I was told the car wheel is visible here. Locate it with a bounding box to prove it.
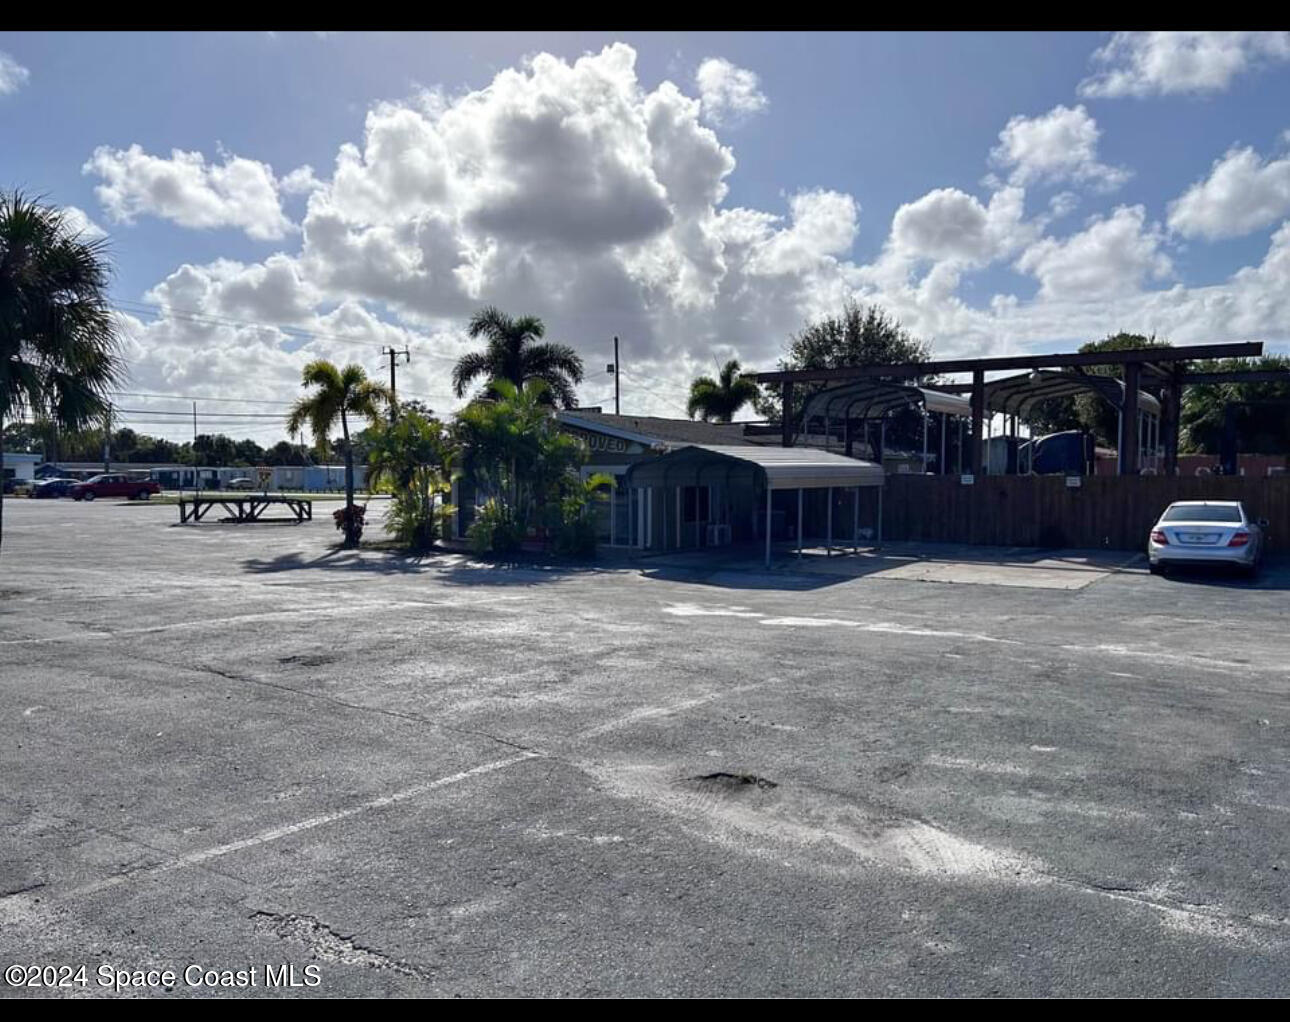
[83,491,96,502]
[137,490,151,501]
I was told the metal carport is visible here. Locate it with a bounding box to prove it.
[800,380,972,471]
[981,370,1163,474]
[625,444,884,567]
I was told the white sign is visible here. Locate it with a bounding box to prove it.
[960,473,975,485]
[1065,475,1082,488]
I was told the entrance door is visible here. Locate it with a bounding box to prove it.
[682,485,710,547]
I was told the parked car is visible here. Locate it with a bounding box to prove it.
[1148,500,1267,577]
[31,477,80,499]
[227,477,257,491]
[69,474,162,502]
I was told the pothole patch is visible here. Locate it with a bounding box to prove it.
[277,653,338,668]
[251,910,428,980]
[686,772,779,791]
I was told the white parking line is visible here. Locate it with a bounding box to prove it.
[70,753,538,898]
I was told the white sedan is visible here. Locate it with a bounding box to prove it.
[1148,500,1267,577]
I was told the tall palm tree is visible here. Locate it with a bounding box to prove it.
[287,360,390,547]
[452,306,584,408]
[1,192,125,558]
[687,358,759,423]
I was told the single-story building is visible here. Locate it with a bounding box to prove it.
[2,452,42,486]
[451,410,885,561]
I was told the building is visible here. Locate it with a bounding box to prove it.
[2,452,42,487]
[37,461,367,492]
[452,410,884,559]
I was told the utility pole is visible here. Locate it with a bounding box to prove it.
[383,346,410,421]
[193,401,199,499]
[607,336,620,414]
[102,402,113,473]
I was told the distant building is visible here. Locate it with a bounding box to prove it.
[2,452,42,485]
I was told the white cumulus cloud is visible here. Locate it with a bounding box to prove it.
[1015,205,1172,300]
[59,205,107,241]
[1168,143,1290,240]
[695,57,768,126]
[83,144,296,241]
[1079,31,1290,98]
[990,105,1130,192]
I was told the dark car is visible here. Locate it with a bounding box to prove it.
[32,477,80,498]
[69,474,161,501]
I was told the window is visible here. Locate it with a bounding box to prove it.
[1162,504,1241,523]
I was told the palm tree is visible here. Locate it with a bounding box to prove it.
[686,359,759,423]
[287,360,390,547]
[1,192,125,558]
[452,306,584,408]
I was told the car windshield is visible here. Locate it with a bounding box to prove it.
[1162,505,1242,523]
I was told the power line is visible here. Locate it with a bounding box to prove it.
[115,408,284,419]
[616,368,691,416]
[110,390,295,406]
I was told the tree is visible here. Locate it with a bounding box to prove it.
[454,378,590,554]
[755,301,932,425]
[1180,355,1290,454]
[1,192,125,557]
[452,306,585,409]
[1015,333,1171,448]
[287,360,391,546]
[686,359,760,422]
[367,410,455,550]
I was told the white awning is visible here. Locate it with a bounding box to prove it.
[625,444,884,491]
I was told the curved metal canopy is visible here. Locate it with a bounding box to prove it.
[626,444,884,492]
[800,379,972,426]
[983,370,1160,417]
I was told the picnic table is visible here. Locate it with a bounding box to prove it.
[178,495,313,524]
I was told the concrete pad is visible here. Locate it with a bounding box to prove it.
[638,541,1143,590]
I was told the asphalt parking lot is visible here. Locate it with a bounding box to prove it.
[1,498,1288,997]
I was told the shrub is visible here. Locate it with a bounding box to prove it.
[333,503,366,545]
[467,498,523,555]
[385,488,454,552]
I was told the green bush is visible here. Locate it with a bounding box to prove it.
[385,488,453,552]
[467,498,524,555]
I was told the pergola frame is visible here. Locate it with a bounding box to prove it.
[749,342,1282,476]
[798,380,972,473]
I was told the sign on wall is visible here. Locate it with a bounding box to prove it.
[562,427,644,456]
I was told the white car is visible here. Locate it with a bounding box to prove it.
[1148,500,1267,577]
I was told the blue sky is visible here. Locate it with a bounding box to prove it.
[2,31,1289,438]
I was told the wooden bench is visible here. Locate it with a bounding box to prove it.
[178,495,313,525]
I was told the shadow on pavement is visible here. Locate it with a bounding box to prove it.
[1154,556,1290,591]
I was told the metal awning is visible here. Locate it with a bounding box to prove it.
[984,370,1161,417]
[801,379,972,425]
[625,444,884,491]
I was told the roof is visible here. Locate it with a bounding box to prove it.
[801,380,972,424]
[2,452,43,463]
[558,411,755,448]
[983,370,1161,417]
[626,444,884,491]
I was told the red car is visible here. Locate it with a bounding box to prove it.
[70,474,161,502]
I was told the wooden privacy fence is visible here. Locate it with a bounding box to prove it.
[880,474,1290,553]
